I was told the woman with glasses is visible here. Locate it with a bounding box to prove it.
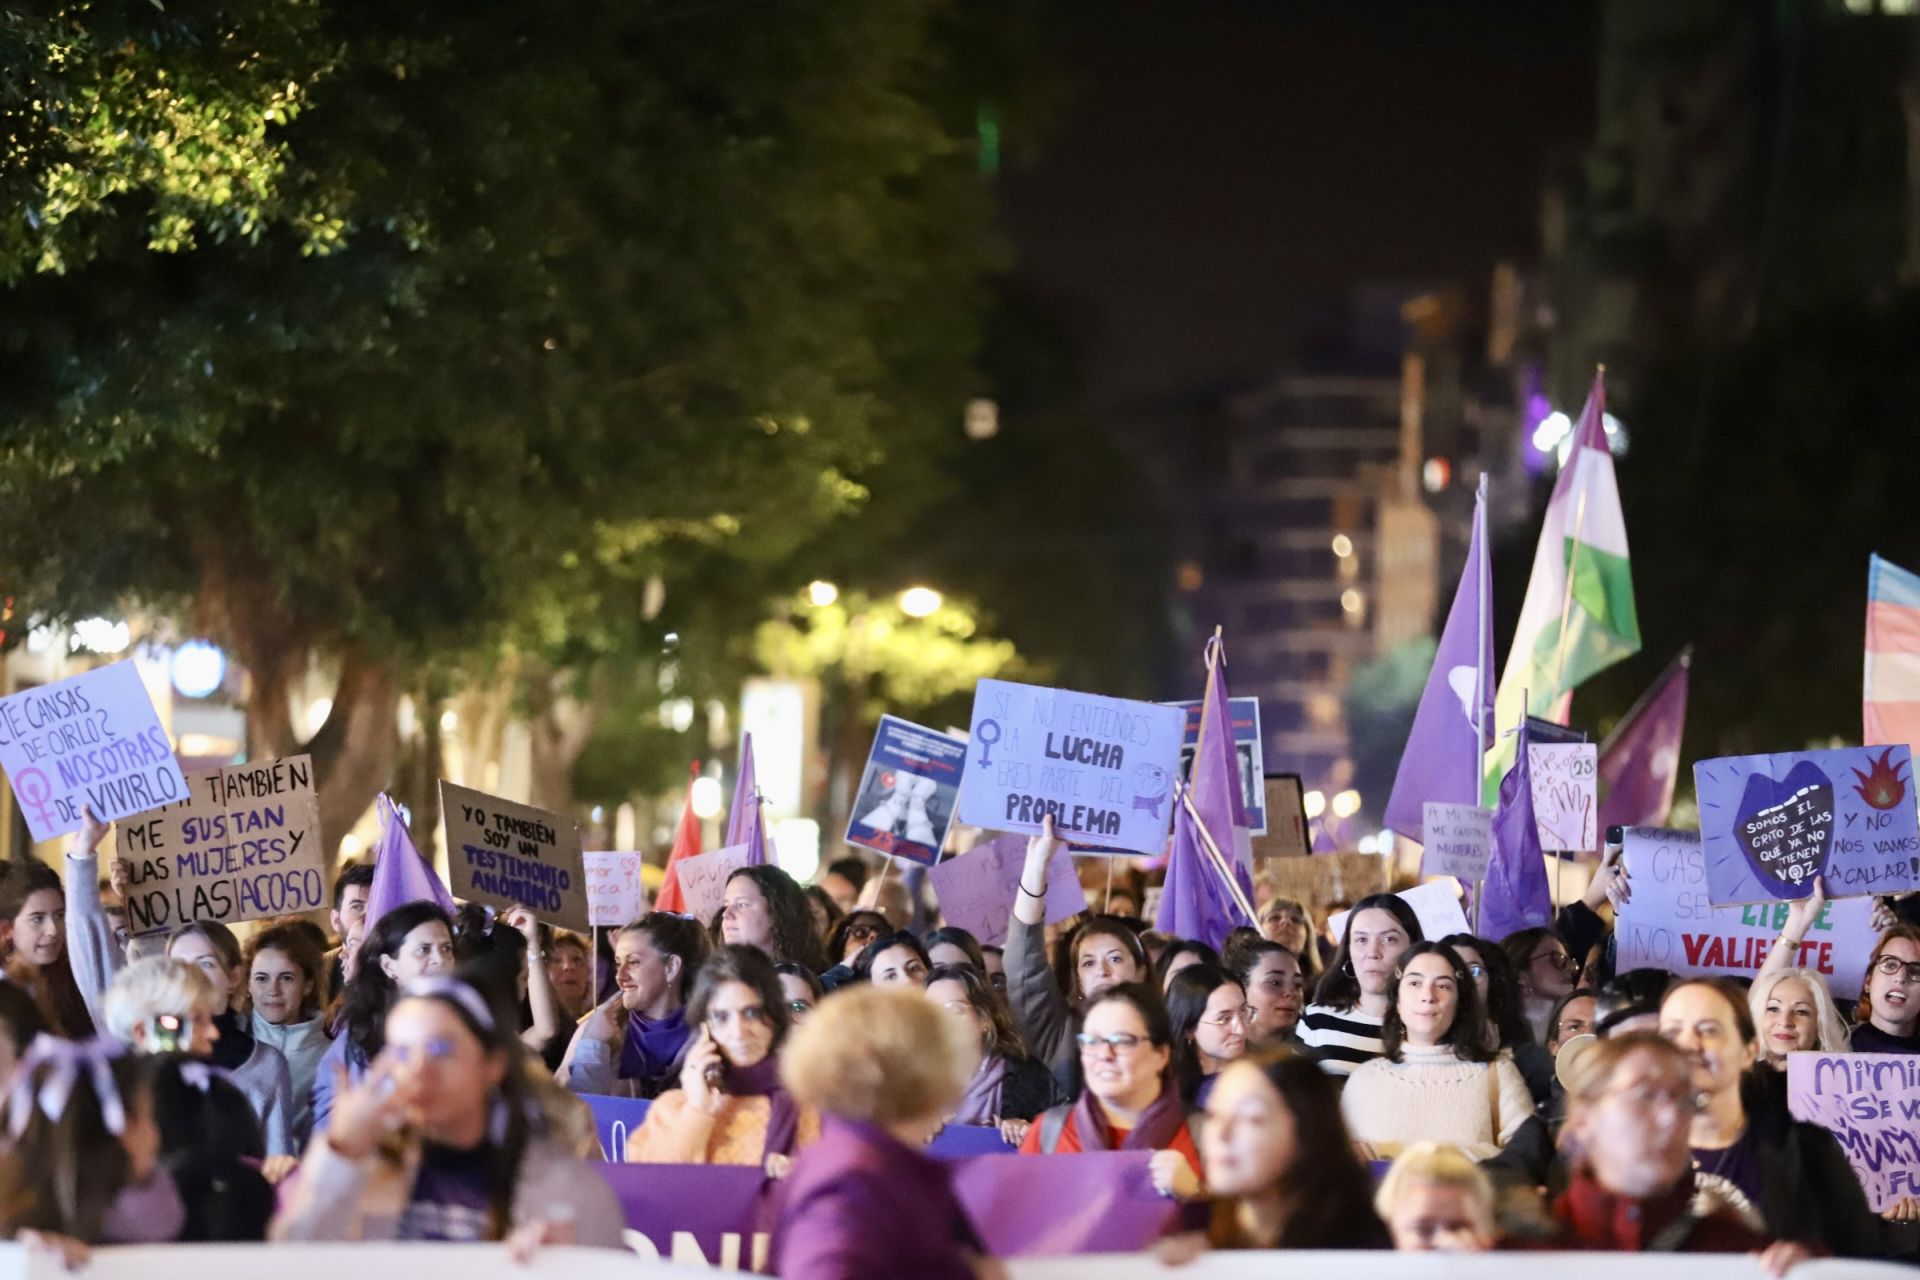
[1659,978,1886,1256]
[718,867,825,972]
[1019,982,1202,1199]
[1166,963,1247,1109]
[1442,933,1552,1105]
[625,945,821,1171]
[1340,943,1530,1161]
[559,913,710,1099]
[1299,893,1422,1078]
[1257,896,1322,983]
[825,911,890,969]
[1546,988,1596,1057]
[1500,927,1578,1045]
[1553,1032,1801,1267]
[775,963,823,1023]
[1235,941,1304,1046]
[1851,924,1920,1054]
[924,964,1061,1144]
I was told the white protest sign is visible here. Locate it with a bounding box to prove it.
[1421,802,1491,881]
[929,832,1087,947]
[1328,878,1469,946]
[1615,826,1875,998]
[441,781,590,933]
[0,659,188,841]
[584,851,646,928]
[956,678,1185,856]
[1529,742,1597,854]
[675,842,753,925]
[1788,1053,1920,1211]
[117,754,325,931]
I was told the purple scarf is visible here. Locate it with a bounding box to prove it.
[100,1170,186,1244]
[1073,1072,1186,1153]
[618,1008,691,1084]
[952,1053,1008,1127]
[725,1056,801,1160]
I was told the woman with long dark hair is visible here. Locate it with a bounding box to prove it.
[273,974,623,1250]
[1166,963,1248,1108]
[1235,941,1305,1047]
[924,964,1061,1144]
[720,867,825,972]
[560,913,710,1099]
[850,931,930,987]
[1161,1045,1388,1257]
[1340,942,1530,1160]
[311,901,454,1134]
[1299,892,1421,1077]
[1442,932,1552,1105]
[625,944,821,1169]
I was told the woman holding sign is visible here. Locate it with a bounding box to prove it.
[625,944,821,1170]
[1658,978,1886,1257]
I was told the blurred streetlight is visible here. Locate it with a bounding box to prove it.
[690,776,723,819]
[1330,534,1353,559]
[807,580,839,608]
[1331,789,1362,820]
[899,586,943,618]
[1303,790,1327,820]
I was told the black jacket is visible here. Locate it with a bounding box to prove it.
[1001,1054,1068,1122]
[1741,1073,1887,1258]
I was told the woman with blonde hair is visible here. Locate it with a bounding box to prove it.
[1745,967,1848,1070]
[774,986,998,1280]
[1375,1142,1495,1252]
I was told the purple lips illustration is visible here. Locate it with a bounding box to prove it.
[1733,760,1835,896]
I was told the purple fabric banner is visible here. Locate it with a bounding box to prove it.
[602,1151,1178,1269]
[1484,719,1552,939]
[1597,648,1691,831]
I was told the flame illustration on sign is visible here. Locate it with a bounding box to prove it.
[1851,747,1908,812]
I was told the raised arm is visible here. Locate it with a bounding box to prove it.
[1757,875,1829,984]
[1006,817,1074,1077]
[64,807,125,1033]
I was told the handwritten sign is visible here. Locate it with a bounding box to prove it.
[1165,696,1267,834]
[1694,745,1920,904]
[0,660,187,842]
[117,754,324,930]
[844,716,967,865]
[674,842,753,926]
[1252,775,1308,858]
[441,781,588,933]
[1329,878,1469,947]
[957,678,1184,856]
[583,851,646,928]
[928,833,1087,947]
[1787,1053,1920,1211]
[1529,742,1597,855]
[1615,827,1875,997]
[1421,803,1491,881]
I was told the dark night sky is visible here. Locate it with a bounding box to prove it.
[1001,2,1601,410]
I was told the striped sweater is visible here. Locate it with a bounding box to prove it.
[1296,1004,1384,1078]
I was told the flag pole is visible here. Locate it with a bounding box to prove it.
[1474,473,1491,933]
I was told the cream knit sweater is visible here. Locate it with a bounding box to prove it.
[1339,1044,1532,1160]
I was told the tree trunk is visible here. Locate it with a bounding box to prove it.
[527,669,604,816]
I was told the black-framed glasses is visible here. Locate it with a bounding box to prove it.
[1076,1031,1145,1056]
[1875,955,1920,984]
[1533,950,1575,973]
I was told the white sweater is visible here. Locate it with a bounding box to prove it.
[1339,1044,1532,1160]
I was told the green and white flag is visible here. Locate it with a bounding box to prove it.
[1487,372,1640,796]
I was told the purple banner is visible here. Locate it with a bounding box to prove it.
[601,1151,1179,1269]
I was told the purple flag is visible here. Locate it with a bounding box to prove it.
[1597,648,1691,831]
[1483,719,1552,940]
[1385,481,1493,841]
[362,793,455,932]
[1156,637,1255,946]
[726,733,769,867]
[1156,795,1247,948]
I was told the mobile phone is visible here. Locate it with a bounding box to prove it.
[147,1013,186,1053]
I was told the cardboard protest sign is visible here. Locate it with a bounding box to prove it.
[441,781,588,932]
[1787,1054,1920,1211]
[117,754,324,931]
[1262,852,1390,912]
[1615,827,1875,998]
[674,842,753,925]
[1329,878,1469,946]
[1529,742,1597,854]
[1165,696,1266,833]
[958,678,1184,856]
[583,851,646,928]
[1252,775,1309,858]
[1421,803,1491,881]
[0,659,188,842]
[844,715,967,865]
[1695,745,1920,904]
[929,832,1087,947]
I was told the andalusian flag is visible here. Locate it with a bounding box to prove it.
[1487,372,1641,795]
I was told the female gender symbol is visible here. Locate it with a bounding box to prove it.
[976,720,1002,766]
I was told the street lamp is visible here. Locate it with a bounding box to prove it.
[807,580,839,608]
[1331,789,1362,820]
[898,586,943,618]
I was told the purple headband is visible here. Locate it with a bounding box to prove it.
[9,1036,126,1139]
[399,976,497,1033]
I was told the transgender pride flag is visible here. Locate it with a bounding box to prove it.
[1865,554,1920,756]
